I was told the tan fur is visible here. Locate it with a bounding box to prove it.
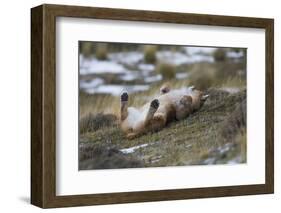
[120,85,208,139]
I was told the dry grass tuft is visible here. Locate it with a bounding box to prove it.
[144,45,157,64]
[156,63,176,80]
[187,62,246,90]
[213,48,227,62]
[80,113,118,134]
[80,41,94,58]
[188,63,216,90]
[95,44,108,60]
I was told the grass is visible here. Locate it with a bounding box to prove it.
[187,63,216,90]
[80,113,118,134]
[79,92,119,118]
[187,62,246,90]
[79,88,247,169]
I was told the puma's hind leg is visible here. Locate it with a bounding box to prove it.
[120,92,129,121]
[126,100,159,139]
[144,99,159,126]
[150,104,170,131]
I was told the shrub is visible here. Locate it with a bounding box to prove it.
[95,44,108,60]
[156,63,176,80]
[79,113,117,134]
[188,63,216,90]
[144,45,157,64]
[213,48,226,62]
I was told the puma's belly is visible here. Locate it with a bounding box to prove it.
[125,107,147,130]
[157,89,194,117]
[158,90,189,107]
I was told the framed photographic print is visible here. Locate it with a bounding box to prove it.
[31,4,274,208]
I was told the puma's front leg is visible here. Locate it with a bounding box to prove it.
[120,92,129,121]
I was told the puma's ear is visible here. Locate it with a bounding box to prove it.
[160,83,171,94]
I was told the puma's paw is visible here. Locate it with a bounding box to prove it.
[151,113,166,130]
[150,99,160,109]
[121,92,128,102]
[160,84,171,94]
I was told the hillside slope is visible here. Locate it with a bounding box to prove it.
[79,88,246,170]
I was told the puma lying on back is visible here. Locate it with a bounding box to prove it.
[120,84,209,139]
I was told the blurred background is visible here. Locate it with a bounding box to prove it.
[79,42,246,96]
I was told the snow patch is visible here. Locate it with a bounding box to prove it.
[144,74,162,83]
[120,143,149,154]
[80,78,104,89]
[108,52,143,65]
[80,58,129,75]
[84,84,149,96]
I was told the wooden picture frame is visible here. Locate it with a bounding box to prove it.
[31,4,274,208]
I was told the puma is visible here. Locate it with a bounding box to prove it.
[120,84,209,139]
